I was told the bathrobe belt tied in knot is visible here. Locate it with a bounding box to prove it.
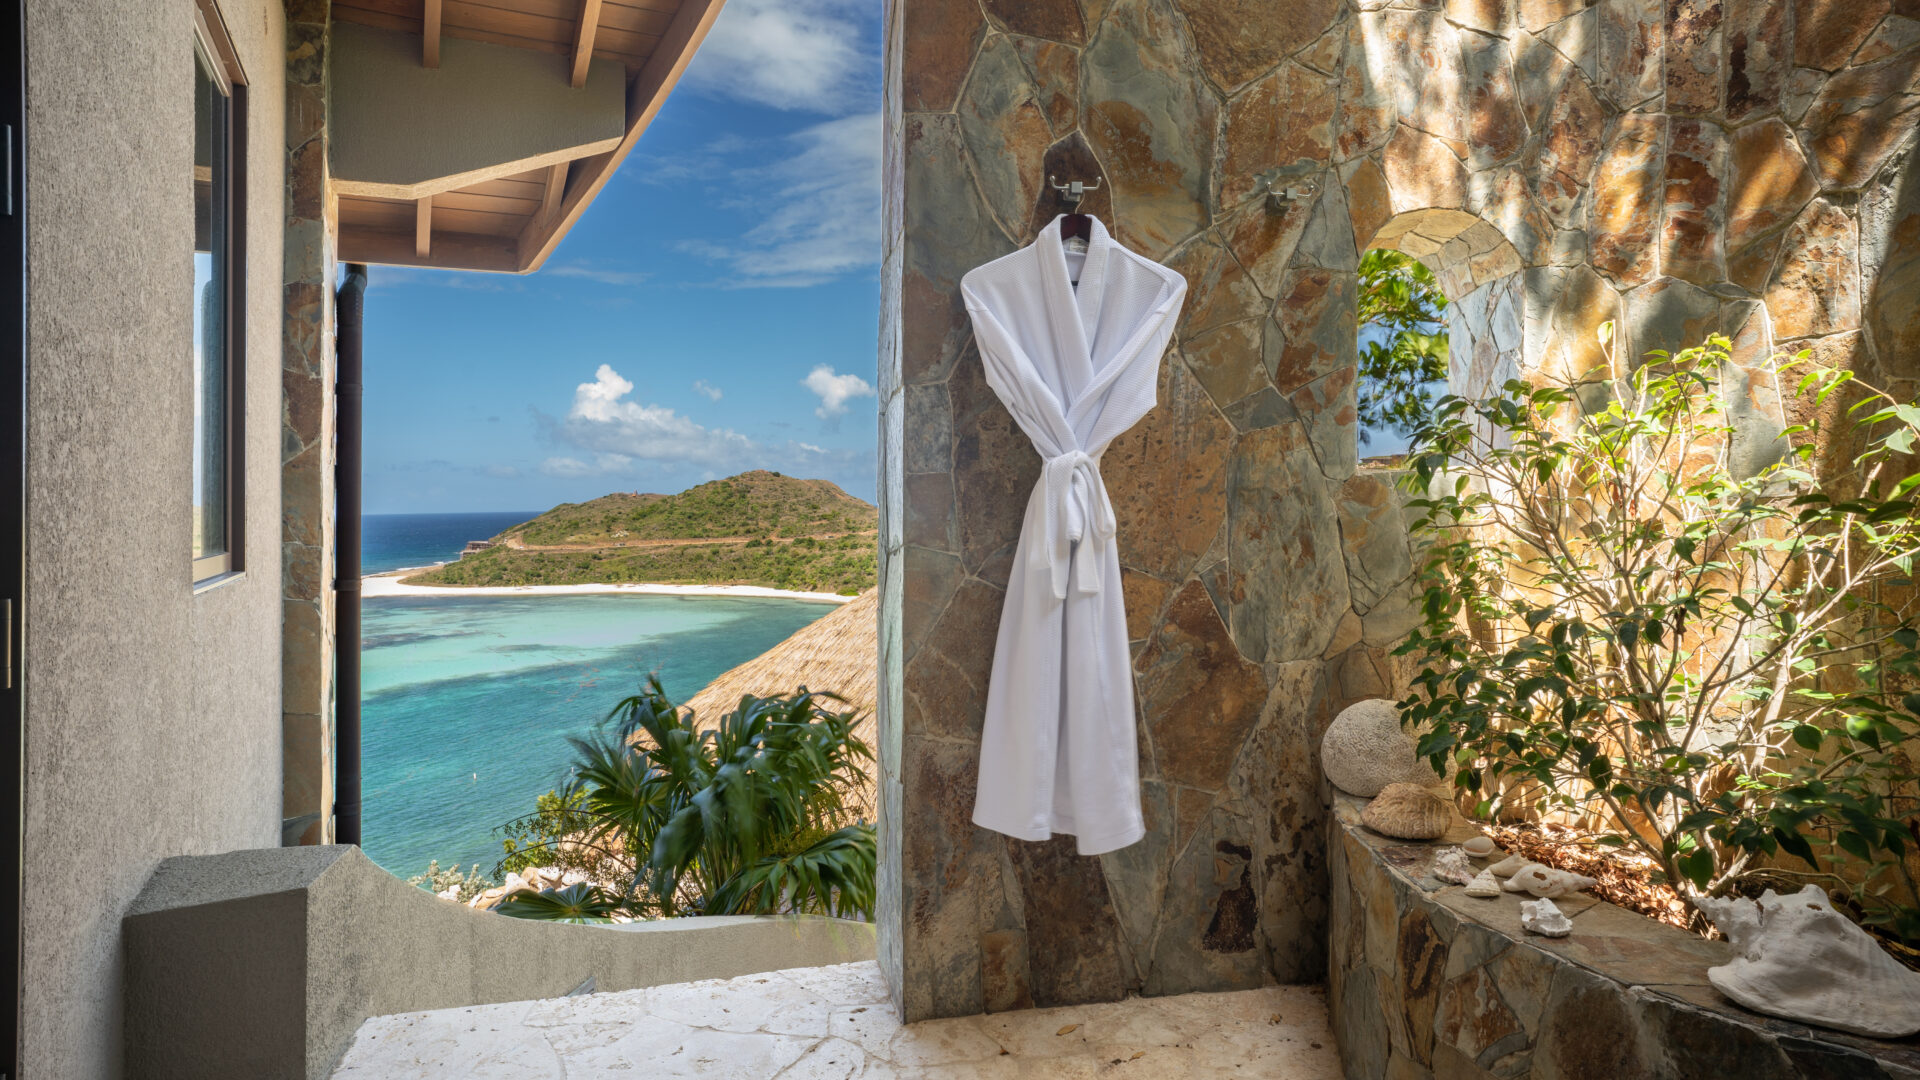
[1034,450,1116,600]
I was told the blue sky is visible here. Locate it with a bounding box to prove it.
[362,0,883,514]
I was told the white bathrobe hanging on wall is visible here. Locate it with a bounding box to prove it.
[960,215,1187,856]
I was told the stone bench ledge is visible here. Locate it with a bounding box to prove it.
[1327,791,1920,1079]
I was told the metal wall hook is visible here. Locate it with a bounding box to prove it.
[1050,175,1101,209]
[1266,177,1318,211]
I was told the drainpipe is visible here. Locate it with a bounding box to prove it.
[335,263,367,847]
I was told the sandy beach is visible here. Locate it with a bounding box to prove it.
[360,568,856,604]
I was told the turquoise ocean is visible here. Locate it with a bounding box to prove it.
[359,513,834,878]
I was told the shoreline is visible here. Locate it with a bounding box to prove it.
[360,568,856,605]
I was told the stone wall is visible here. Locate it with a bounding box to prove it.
[878,0,1920,1021]
[282,0,338,847]
[1326,793,1920,1079]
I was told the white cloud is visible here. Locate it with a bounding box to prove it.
[545,264,649,286]
[677,112,881,288]
[802,364,875,419]
[692,379,723,402]
[540,365,876,490]
[483,464,521,478]
[548,364,759,469]
[682,0,874,114]
[540,457,595,478]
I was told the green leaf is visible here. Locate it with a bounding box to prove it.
[1678,849,1715,891]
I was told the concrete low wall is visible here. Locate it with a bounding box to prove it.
[1326,793,1920,1080]
[123,846,877,1080]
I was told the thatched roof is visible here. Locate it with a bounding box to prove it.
[682,588,878,755]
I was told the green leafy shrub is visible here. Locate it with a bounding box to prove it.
[494,678,874,923]
[1357,248,1450,447]
[1398,328,1920,940]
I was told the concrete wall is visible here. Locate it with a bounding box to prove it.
[123,847,878,1080]
[22,0,286,1074]
[878,0,1920,1023]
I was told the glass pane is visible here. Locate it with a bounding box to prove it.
[193,49,228,565]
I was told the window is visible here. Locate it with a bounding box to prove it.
[192,10,245,583]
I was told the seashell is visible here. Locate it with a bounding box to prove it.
[1501,863,1543,891]
[1509,864,1597,899]
[1520,898,1572,937]
[1322,699,1444,797]
[1696,885,1920,1038]
[1489,854,1530,878]
[1465,869,1501,897]
[1462,836,1496,859]
[1361,783,1452,840]
[1432,847,1476,885]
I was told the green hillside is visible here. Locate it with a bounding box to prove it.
[404,471,877,595]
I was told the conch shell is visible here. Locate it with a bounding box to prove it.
[1696,884,1920,1038]
[1360,783,1450,840]
[1504,863,1596,899]
[1520,898,1572,937]
[1489,854,1530,878]
[1431,847,1476,885]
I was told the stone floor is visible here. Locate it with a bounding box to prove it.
[332,961,1342,1078]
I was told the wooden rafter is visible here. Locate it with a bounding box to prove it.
[570,0,603,89]
[415,195,433,258]
[541,162,569,225]
[521,0,727,271]
[422,0,442,67]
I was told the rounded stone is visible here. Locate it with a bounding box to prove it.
[1321,698,1422,797]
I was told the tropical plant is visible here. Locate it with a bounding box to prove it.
[493,678,875,923]
[1356,248,1451,447]
[1397,326,1920,941]
[493,882,630,924]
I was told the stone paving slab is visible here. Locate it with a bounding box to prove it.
[332,961,1342,1079]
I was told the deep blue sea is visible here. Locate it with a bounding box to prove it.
[358,513,834,878]
[362,511,537,574]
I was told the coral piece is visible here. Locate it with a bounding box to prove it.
[1520,898,1572,937]
[1465,869,1501,898]
[1462,835,1496,859]
[1321,699,1438,797]
[1489,854,1530,878]
[1508,863,1598,899]
[1432,847,1476,885]
[1360,782,1451,840]
[1696,885,1920,1038]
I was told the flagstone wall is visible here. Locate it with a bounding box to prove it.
[878,0,1920,1022]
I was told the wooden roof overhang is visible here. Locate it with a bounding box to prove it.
[330,0,725,273]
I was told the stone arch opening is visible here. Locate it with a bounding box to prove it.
[1356,208,1527,458]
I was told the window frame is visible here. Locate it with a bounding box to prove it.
[190,3,247,587]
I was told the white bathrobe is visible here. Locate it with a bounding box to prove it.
[960,216,1187,856]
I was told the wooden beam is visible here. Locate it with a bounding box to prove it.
[541,162,568,224]
[339,225,521,274]
[570,0,603,89]
[422,0,442,68]
[521,0,727,271]
[330,140,624,203]
[415,195,433,258]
